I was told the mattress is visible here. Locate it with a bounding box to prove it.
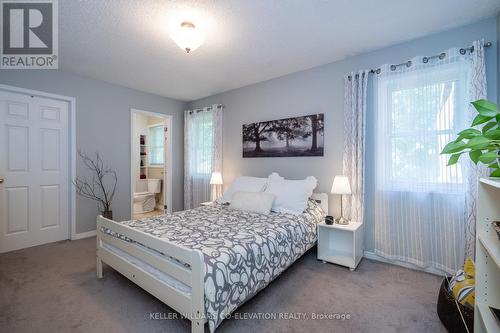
[103,199,325,332]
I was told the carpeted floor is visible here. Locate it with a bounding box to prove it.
[0,237,446,333]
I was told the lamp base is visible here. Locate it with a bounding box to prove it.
[334,217,350,225]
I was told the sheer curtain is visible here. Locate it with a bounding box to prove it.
[343,70,369,223]
[463,40,488,258]
[184,105,223,209]
[372,44,485,274]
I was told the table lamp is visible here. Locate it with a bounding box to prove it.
[210,172,223,201]
[331,175,351,225]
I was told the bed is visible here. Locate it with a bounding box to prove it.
[96,193,327,333]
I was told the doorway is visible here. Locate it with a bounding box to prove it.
[130,109,172,220]
[0,85,76,253]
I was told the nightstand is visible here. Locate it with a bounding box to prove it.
[317,221,363,271]
[200,201,213,206]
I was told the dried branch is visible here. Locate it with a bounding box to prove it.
[73,150,117,213]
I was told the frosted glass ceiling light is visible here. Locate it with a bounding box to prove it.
[170,21,204,53]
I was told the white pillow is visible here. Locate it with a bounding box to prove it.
[218,176,268,203]
[230,191,276,214]
[264,175,318,214]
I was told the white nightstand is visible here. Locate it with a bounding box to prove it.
[200,201,213,206]
[317,221,363,271]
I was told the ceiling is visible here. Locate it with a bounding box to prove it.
[59,0,500,101]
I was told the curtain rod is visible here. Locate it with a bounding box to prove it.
[187,104,223,114]
[365,41,493,75]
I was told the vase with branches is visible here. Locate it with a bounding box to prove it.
[73,150,117,219]
[441,99,500,177]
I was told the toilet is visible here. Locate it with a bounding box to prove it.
[133,179,162,213]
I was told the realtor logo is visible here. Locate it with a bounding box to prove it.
[1,0,58,69]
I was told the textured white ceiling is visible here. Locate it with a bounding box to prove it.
[59,0,500,101]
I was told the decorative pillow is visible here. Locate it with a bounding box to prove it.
[230,191,276,214]
[218,173,283,203]
[264,174,318,214]
[218,176,269,203]
[448,257,475,309]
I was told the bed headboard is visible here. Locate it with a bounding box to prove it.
[311,193,329,214]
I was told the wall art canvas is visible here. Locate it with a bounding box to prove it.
[242,113,324,157]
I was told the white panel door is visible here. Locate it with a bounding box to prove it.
[0,91,69,253]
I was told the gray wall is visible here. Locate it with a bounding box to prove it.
[0,71,187,233]
[1,17,497,238]
[190,18,499,251]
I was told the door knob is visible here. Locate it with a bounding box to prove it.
[0,177,4,184]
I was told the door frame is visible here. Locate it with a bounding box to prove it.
[130,108,173,216]
[0,84,77,240]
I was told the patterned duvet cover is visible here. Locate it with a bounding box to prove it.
[115,200,325,332]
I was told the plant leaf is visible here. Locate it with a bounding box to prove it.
[466,136,491,150]
[472,99,500,117]
[482,121,497,134]
[484,129,500,139]
[447,153,462,166]
[489,168,500,178]
[457,128,481,139]
[472,114,493,127]
[478,151,499,164]
[441,140,467,154]
[488,162,499,169]
[469,150,482,164]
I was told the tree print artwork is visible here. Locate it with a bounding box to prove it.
[242,114,324,157]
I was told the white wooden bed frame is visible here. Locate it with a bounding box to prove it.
[96,193,328,333]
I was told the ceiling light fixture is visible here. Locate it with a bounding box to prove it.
[170,21,204,54]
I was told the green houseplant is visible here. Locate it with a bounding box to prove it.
[441,99,500,178]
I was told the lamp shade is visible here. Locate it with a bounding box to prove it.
[210,172,223,185]
[331,176,351,195]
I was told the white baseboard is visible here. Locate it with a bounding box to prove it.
[72,230,97,240]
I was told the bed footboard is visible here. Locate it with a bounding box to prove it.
[96,215,206,333]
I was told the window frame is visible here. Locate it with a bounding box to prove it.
[376,64,469,192]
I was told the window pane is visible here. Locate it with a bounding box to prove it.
[191,116,213,175]
[149,125,164,165]
[151,128,163,146]
[389,134,462,186]
[377,61,467,191]
[152,147,163,165]
[391,80,456,134]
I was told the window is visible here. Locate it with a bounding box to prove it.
[184,105,222,209]
[149,125,164,165]
[190,113,213,175]
[376,62,469,192]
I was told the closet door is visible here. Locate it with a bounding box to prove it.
[0,91,69,253]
